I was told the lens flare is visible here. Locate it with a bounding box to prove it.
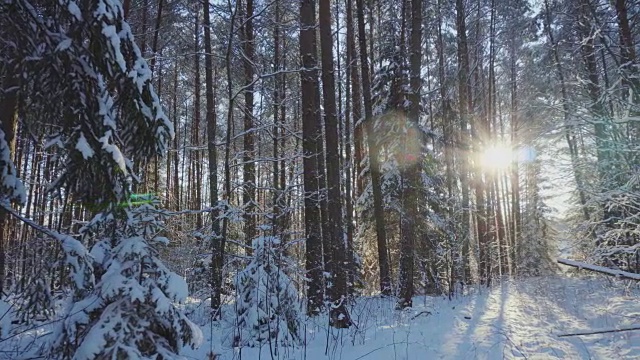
[480,145,514,170]
[370,111,423,170]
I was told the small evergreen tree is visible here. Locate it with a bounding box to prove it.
[51,205,202,359]
[232,236,301,349]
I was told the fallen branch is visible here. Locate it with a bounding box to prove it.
[557,258,640,281]
[558,326,640,337]
[410,311,431,320]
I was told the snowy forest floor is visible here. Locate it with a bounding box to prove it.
[184,275,640,360]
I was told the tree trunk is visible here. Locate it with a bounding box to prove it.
[397,0,422,309]
[437,0,453,198]
[148,0,163,195]
[149,0,163,74]
[203,0,222,314]
[488,0,508,276]
[344,0,357,291]
[272,0,281,236]
[319,0,351,327]
[300,0,324,316]
[243,0,256,250]
[0,75,18,298]
[218,0,240,314]
[356,0,392,296]
[172,64,180,212]
[278,34,288,244]
[192,7,203,228]
[455,0,472,283]
[509,42,521,273]
[123,0,131,19]
[613,0,638,99]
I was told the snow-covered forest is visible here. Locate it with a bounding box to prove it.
[0,0,639,358]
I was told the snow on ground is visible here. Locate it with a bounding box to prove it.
[184,276,640,360]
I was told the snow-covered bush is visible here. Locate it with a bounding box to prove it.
[49,205,202,359]
[231,236,301,349]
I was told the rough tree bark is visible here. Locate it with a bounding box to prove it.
[318,0,351,327]
[300,0,324,316]
[203,0,222,315]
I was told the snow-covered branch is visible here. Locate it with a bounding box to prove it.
[557,258,640,280]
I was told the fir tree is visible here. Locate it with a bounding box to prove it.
[51,205,202,359]
[1,0,199,358]
[232,236,301,349]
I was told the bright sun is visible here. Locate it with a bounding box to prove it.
[480,145,514,171]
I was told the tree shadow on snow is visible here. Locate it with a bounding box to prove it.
[436,284,491,359]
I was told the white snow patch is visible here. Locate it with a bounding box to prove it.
[166,273,189,303]
[183,276,640,359]
[55,38,72,52]
[44,136,63,150]
[101,24,126,72]
[98,131,127,174]
[0,299,13,338]
[67,1,82,21]
[75,132,94,159]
